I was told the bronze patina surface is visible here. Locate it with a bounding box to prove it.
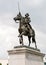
[13,12,37,49]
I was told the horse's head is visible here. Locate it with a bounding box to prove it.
[13,12,22,22]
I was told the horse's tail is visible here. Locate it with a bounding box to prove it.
[32,36,36,43]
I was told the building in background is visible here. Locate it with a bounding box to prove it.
[44,55,46,65]
[0,59,8,65]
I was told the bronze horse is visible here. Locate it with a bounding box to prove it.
[13,12,37,48]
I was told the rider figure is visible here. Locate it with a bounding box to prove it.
[25,13,32,31]
[25,13,30,23]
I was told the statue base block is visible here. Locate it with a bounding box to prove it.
[8,45,45,65]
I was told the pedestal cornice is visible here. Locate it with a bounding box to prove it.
[8,45,45,57]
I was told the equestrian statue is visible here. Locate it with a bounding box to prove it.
[13,12,37,49]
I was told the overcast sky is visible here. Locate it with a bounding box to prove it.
[0,0,46,60]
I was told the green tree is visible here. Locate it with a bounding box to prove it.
[0,63,2,65]
[7,63,8,65]
[44,62,46,65]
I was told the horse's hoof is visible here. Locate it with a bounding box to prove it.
[22,44,24,46]
[36,46,37,49]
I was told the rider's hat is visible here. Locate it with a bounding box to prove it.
[25,13,29,17]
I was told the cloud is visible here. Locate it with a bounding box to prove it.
[20,0,44,8]
[0,13,19,59]
[0,0,44,14]
[0,24,19,59]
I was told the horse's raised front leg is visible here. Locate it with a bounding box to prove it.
[19,35,24,46]
[18,31,26,37]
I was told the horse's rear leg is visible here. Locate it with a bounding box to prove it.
[32,37,37,49]
[21,36,24,46]
[28,36,31,46]
[35,41,37,49]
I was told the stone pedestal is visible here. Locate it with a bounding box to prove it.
[8,46,45,65]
